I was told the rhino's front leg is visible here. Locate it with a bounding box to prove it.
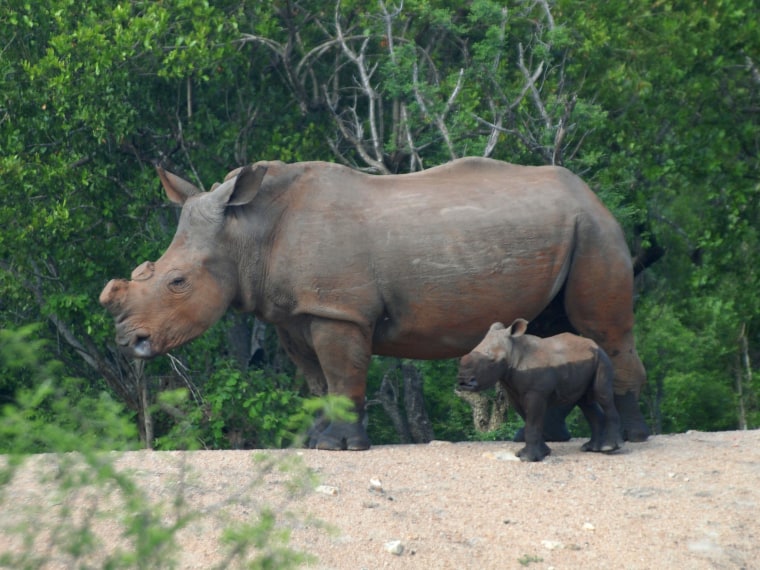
[517,392,551,462]
[309,318,372,451]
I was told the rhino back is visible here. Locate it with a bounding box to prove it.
[507,333,601,403]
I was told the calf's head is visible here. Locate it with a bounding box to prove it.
[99,165,267,358]
[457,319,529,391]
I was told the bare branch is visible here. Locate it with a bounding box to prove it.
[322,85,389,173]
[294,36,368,80]
[444,68,465,115]
[412,63,462,160]
[536,0,555,31]
[400,104,423,170]
[168,353,204,407]
[175,115,205,190]
[379,0,403,61]
[482,101,503,158]
[491,7,509,72]
[517,43,550,128]
[335,6,385,162]
[551,94,577,166]
[745,54,760,85]
[236,33,286,56]
[472,114,552,163]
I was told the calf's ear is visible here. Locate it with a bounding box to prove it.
[507,318,529,337]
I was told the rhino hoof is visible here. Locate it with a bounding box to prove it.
[614,392,650,442]
[310,421,370,451]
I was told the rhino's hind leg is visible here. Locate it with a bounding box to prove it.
[563,228,650,442]
[615,390,649,442]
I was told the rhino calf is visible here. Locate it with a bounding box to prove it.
[458,319,622,462]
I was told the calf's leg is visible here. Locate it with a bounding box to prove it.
[593,361,623,452]
[513,403,573,443]
[517,392,551,462]
[578,400,606,452]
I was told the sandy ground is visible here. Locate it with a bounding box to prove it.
[2,429,759,569]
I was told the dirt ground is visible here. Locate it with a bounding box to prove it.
[2,429,759,569]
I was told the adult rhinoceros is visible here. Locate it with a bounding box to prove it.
[99,157,649,449]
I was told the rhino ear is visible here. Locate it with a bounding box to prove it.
[215,165,268,207]
[507,318,529,337]
[156,167,201,205]
[489,322,506,332]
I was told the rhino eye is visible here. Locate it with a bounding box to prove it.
[168,276,189,293]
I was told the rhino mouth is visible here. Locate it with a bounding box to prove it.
[457,376,481,391]
[132,336,154,359]
[116,329,155,359]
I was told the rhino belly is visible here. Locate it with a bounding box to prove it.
[371,280,554,359]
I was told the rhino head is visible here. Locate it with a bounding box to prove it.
[456,318,529,391]
[99,165,267,358]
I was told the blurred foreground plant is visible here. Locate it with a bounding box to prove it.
[0,325,338,568]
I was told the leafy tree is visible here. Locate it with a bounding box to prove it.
[560,0,760,429]
[2,0,759,446]
[0,0,327,446]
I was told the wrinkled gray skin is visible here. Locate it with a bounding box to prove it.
[99,158,649,450]
[458,319,623,462]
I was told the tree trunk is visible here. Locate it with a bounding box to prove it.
[401,364,434,443]
[374,367,412,443]
[455,383,509,433]
[737,323,751,431]
[369,362,435,444]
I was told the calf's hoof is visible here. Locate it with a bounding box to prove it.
[581,439,601,452]
[581,437,621,453]
[516,443,551,462]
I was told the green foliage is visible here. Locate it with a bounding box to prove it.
[636,298,741,433]
[0,326,325,568]
[0,325,138,454]
[469,415,524,443]
[1,0,759,445]
[518,554,544,566]
[220,507,313,570]
[417,359,477,441]
[364,357,474,444]
[156,361,302,450]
